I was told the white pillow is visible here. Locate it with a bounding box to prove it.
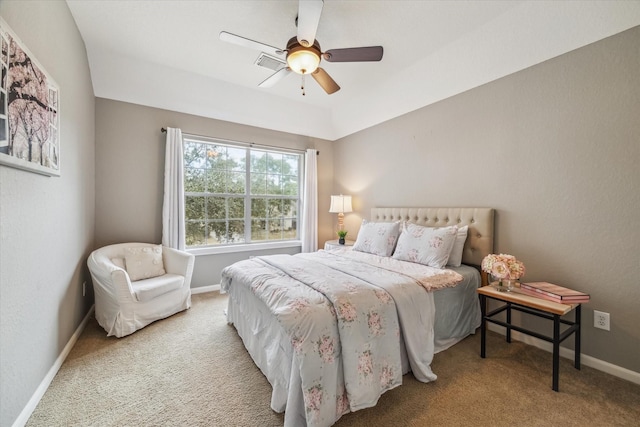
[446,225,468,267]
[352,220,401,257]
[392,223,458,268]
[124,245,166,281]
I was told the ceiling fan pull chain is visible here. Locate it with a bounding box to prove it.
[301,75,306,96]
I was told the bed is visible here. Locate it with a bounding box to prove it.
[221,207,494,427]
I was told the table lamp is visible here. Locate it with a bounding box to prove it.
[329,195,353,231]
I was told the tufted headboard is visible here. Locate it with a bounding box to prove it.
[370,207,494,267]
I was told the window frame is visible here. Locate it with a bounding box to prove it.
[182,136,304,254]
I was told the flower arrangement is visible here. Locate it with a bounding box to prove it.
[481,253,525,282]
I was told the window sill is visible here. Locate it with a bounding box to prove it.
[187,240,302,256]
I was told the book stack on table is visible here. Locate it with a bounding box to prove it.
[518,282,590,304]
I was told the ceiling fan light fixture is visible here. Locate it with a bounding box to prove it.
[286,37,321,75]
[287,48,320,75]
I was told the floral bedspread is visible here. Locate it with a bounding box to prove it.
[221,250,463,427]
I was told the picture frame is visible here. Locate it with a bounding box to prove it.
[0,17,60,177]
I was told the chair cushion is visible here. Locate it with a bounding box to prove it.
[131,273,184,302]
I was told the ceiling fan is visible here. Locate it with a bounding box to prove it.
[219,0,383,95]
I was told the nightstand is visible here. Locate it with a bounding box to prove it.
[477,286,581,392]
[324,240,355,250]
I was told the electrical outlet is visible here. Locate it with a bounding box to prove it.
[82,281,86,297]
[594,310,610,331]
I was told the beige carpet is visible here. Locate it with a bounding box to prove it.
[27,292,640,426]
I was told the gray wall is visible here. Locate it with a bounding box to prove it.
[95,99,335,288]
[333,26,640,373]
[0,2,96,426]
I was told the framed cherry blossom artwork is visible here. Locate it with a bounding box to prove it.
[0,18,60,177]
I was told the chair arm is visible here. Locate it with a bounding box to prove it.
[163,247,195,288]
[88,251,137,303]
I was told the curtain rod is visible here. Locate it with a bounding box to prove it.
[161,128,319,155]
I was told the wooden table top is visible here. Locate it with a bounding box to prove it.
[477,285,579,315]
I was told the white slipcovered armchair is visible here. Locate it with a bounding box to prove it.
[87,242,195,337]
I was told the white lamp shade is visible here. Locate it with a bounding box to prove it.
[287,49,320,75]
[329,195,353,213]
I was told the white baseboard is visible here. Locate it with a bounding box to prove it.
[12,304,96,427]
[487,324,640,385]
[191,284,220,294]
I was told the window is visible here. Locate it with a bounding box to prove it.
[183,137,302,248]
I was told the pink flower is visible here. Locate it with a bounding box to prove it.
[407,248,418,262]
[482,253,526,280]
[374,290,392,304]
[358,350,374,377]
[429,236,444,248]
[316,335,335,363]
[337,300,357,322]
[305,385,324,413]
[368,311,383,336]
[336,391,350,416]
[290,298,310,312]
[291,336,304,354]
[491,261,509,279]
[380,365,395,388]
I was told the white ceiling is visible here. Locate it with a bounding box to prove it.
[67,0,640,141]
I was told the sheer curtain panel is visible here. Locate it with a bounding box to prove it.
[162,127,186,250]
[301,149,318,252]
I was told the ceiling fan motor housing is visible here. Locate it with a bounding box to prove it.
[286,36,322,74]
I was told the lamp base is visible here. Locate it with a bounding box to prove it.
[337,212,345,230]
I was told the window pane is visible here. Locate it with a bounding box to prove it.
[227,171,246,194]
[283,218,297,239]
[250,150,266,172]
[206,197,226,220]
[207,221,226,245]
[227,147,246,171]
[251,198,266,219]
[206,170,225,193]
[251,173,266,195]
[266,174,282,195]
[185,196,205,221]
[269,219,284,240]
[228,197,244,219]
[267,153,283,174]
[184,167,205,192]
[283,199,297,217]
[268,198,283,218]
[284,154,298,175]
[282,175,298,196]
[206,145,225,169]
[184,142,206,168]
[228,220,245,243]
[186,221,206,246]
[251,219,267,241]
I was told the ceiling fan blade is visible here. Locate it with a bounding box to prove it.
[219,31,284,57]
[324,46,384,62]
[297,0,324,47]
[259,68,292,88]
[311,68,340,94]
